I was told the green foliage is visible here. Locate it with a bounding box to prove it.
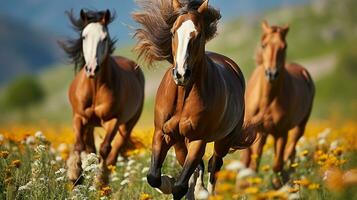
[2,75,45,111]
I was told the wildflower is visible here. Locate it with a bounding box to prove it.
[291,163,299,168]
[288,192,300,200]
[120,179,130,186]
[244,186,259,194]
[18,181,32,191]
[140,193,152,200]
[107,165,116,173]
[35,145,46,154]
[100,186,112,196]
[247,177,262,185]
[25,136,35,145]
[0,151,9,159]
[217,170,236,180]
[128,159,135,166]
[55,156,63,162]
[208,195,224,200]
[261,165,270,172]
[112,176,119,182]
[12,160,21,168]
[141,167,149,174]
[308,183,320,190]
[293,178,310,186]
[0,134,4,142]
[89,186,96,191]
[55,168,66,175]
[226,160,245,171]
[299,150,309,157]
[216,183,234,193]
[56,176,65,182]
[124,172,131,178]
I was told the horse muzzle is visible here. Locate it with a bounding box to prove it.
[265,69,279,82]
[85,65,99,78]
[172,68,191,86]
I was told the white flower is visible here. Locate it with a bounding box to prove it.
[128,159,135,166]
[35,145,46,153]
[56,176,65,182]
[55,156,63,162]
[196,189,209,200]
[0,134,4,142]
[25,136,35,145]
[55,168,66,175]
[117,156,124,162]
[18,181,32,191]
[142,177,147,181]
[288,192,300,200]
[141,167,149,174]
[225,160,245,171]
[330,140,340,150]
[81,153,99,171]
[89,186,96,191]
[237,168,256,179]
[35,131,46,141]
[124,172,130,178]
[318,128,331,139]
[120,179,130,186]
[112,177,119,182]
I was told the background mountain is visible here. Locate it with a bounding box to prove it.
[0,0,310,85]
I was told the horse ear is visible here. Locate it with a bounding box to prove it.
[102,9,111,25]
[262,20,271,33]
[80,9,87,22]
[198,0,209,14]
[172,0,182,11]
[282,24,289,37]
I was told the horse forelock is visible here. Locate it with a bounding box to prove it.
[59,9,116,73]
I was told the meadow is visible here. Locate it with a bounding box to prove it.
[0,0,356,199]
[1,121,357,200]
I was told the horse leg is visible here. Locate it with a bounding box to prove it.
[84,126,96,154]
[107,105,142,165]
[207,137,232,195]
[249,133,267,171]
[67,115,86,184]
[97,119,119,185]
[241,147,252,168]
[284,124,306,163]
[172,140,206,200]
[147,128,175,193]
[272,133,288,188]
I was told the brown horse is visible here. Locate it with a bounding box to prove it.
[241,21,315,187]
[133,0,256,199]
[59,9,145,185]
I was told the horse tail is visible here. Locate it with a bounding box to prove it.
[230,119,263,152]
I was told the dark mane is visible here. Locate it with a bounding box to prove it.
[133,0,221,66]
[58,9,116,73]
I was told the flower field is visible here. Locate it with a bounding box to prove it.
[0,121,357,200]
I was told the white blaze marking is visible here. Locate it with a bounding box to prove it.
[176,20,196,76]
[82,22,108,76]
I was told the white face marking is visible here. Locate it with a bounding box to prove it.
[82,22,108,77]
[175,20,196,76]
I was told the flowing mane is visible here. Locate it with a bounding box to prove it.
[133,0,221,66]
[58,9,116,73]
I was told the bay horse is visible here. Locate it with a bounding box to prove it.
[59,9,145,185]
[133,0,256,199]
[241,21,315,187]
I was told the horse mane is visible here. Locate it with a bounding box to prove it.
[133,0,221,66]
[58,9,117,73]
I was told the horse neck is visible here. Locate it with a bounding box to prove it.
[259,65,287,106]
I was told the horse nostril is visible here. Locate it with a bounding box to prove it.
[184,69,191,79]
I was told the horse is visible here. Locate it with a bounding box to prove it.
[59,9,145,185]
[133,0,257,199]
[241,21,315,188]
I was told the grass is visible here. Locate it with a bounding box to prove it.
[1,121,357,199]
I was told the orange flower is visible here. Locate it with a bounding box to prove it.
[11,160,21,168]
[100,186,112,196]
[0,151,9,159]
[139,193,152,200]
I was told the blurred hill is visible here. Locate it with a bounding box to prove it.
[0,0,356,126]
[0,15,62,84]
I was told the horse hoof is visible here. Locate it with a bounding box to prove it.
[67,151,82,184]
[147,173,161,188]
[172,183,188,200]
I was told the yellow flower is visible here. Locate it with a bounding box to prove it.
[139,193,152,200]
[291,163,299,168]
[0,151,9,159]
[11,160,21,168]
[244,186,259,194]
[288,187,299,193]
[300,150,309,157]
[107,165,116,173]
[209,195,224,200]
[308,183,320,190]
[293,179,310,186]
[216,183,234,193]
[216,170,236,181]
[247,177,262,185]
[261,165,270,172]
[100,186,112,196]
